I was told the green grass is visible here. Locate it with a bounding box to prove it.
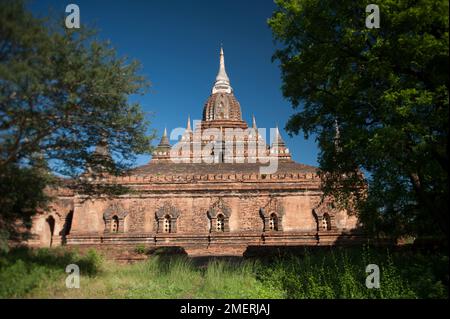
[256,246,448,298]
[0,246,447,298]
[0,246,101,298]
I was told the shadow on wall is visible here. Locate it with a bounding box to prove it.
[148,246,251,268]
[244,229,367,258]
[60,210,73,245]
[45,215,55,247]
[148,246,188,257]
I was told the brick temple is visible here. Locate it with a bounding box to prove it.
[29,48,361,256]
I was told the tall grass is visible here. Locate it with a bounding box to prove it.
[0,246,102,298]
[256,247,420,298]
[0,246,447,299]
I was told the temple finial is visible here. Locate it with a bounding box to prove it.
[212,45,232,94]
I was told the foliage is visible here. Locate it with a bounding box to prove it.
[0,246,447,299]
[0,0,155,239]
[0,246,102,298]
[268,0,449,240]
[0,158,53,242]
[134,244,146,254]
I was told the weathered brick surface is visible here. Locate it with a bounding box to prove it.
[28,183,361,255]
[26,57,363,254]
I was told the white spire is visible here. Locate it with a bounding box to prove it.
[212,46,232,94]
[216,47,229,82]
[186,115,191,131]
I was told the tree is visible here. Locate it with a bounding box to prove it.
[269,0,448,240]
[0,1,154,241]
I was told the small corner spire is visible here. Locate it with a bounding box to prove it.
[270,124,291,161]
[273,124,286,146]
[158,127,170,146]
[186,115,191,131]
[252,114,257,129]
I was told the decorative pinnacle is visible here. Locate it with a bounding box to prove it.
[252,114,257,129]
[186,115,191,131]
[159,127,170,146]
[273,124,286,146]
[212,45,232,94]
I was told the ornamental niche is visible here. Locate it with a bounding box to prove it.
[103,202,128,233]
[260,197,285,232]
[207,198,231,232]
[313,198,338,231]
[155,202,181,233]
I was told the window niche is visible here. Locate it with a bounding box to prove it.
[163,215,171,233]
[103,203,128,234]
[313,200,336,232]
[322,213,331,231]
[207,198,231,233]
[111,215,119,233]
[216,214,225,232]
[155,203,181,234]
[260,198,285,232]
[269,213,279,231]
[260,209,284,232]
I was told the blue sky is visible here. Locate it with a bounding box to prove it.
[28,0,319,167]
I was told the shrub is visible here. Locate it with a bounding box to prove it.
[0,246,103,298]
[78,249,103,276]
[134,244,146,255]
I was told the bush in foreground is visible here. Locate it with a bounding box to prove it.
[0,247,102,298]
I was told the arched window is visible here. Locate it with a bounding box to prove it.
[216,214,225,232]
[163,215,171,233]
[111,215,119,233]
[155,204,180,234]
[46,215,55,247]
[269,213,278,231]
[322,213,331,231]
